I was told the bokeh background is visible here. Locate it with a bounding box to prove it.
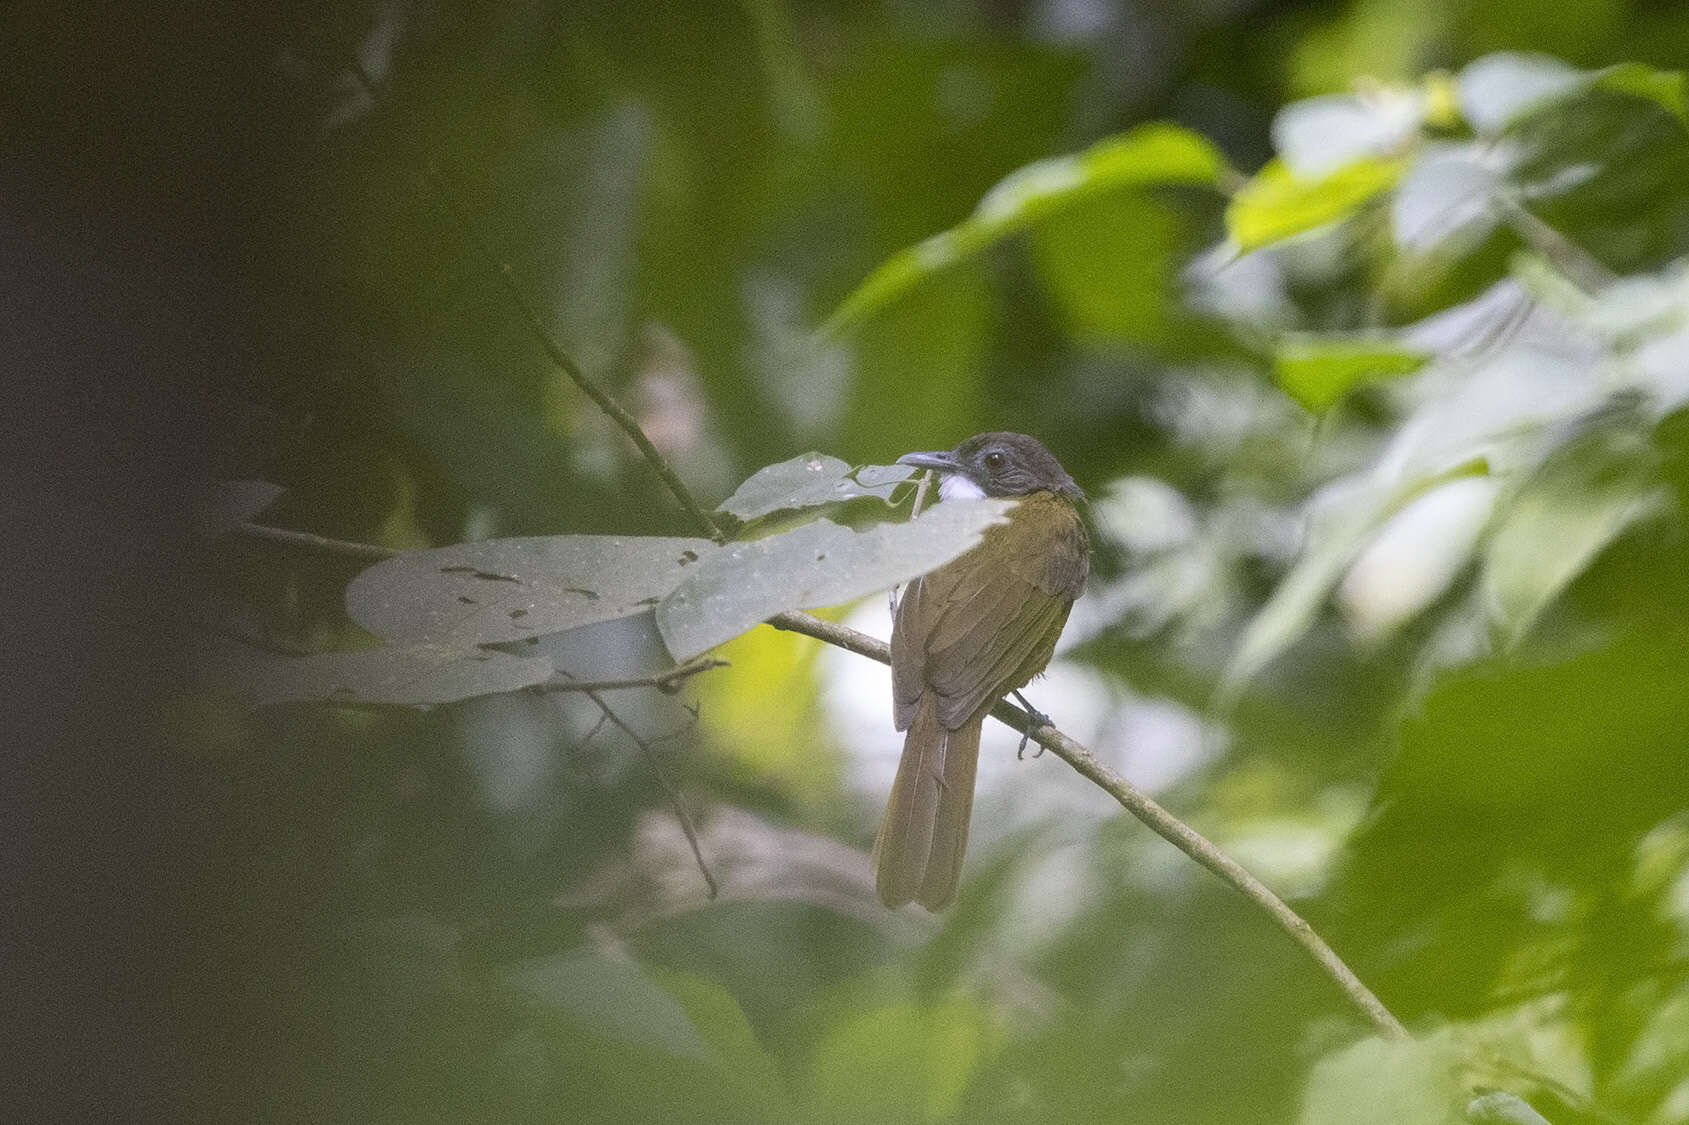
[10,0,1689,1122]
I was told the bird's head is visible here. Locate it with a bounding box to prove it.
[897,431,1083,503]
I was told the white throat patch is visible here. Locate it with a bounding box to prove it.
[937,473,987,502]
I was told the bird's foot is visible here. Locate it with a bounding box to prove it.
[1012,691,1052,759]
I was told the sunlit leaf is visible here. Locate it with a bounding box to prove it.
[657,499,1014,661]
[1392,144,1505,255]
[220,643,556,708]
[1227,156,1403,251]
[1273,90,1426,179]
[718,454,910,520]
[1274,334,1428,411]
[1299,1030,1463,1125]
[1459,53,1687,136]
[346,535,719,646]
[827,124,1227,331]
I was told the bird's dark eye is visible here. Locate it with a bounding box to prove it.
[983,451,1006,471]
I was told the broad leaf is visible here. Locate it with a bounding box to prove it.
[1227,156,1403,252]
[717,454,910,520]
[657,499,1014,661]
[1465,1091,1554,1125]
[1481,428,1665,648]
[1300,1030,1463,1125]
[1459,53,1687,136]
[220,643,555,708]
[1275,334,1428,411]
[1391,144,1505,255]
[346,535,719,647]
[1273,90,1425,179]
[828,124,1226,331]
[503,951,712,1060]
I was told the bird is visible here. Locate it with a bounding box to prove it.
[872,431,1090,910]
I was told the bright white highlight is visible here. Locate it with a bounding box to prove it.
[937,473,987,502]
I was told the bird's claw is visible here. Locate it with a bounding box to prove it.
[1014,694,1053,760]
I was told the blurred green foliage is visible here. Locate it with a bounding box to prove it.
[194,2,1689,1122]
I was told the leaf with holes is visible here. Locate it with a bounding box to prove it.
[346,536,720,647]
[717,454,911,521]
[219,643,555,708]
[657,499,1015,661]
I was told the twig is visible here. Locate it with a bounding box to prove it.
[769,608,1408,1040]
[574,684,718,899]
[230,520,400,561]
[529,658,729,695]
[340,56,728,547]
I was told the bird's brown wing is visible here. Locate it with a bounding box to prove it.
[892,491,1089,730]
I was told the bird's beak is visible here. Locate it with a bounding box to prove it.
[896,450,961,473]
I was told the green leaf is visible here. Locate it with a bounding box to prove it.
[827,123,1227,332]
[717,453,910,520]
[802,997,989,1123]
[1226,156,1404,252]
[1466,1091,1554,1124]
[1459,53,1687,136]
[1029,191,1189,345]
[345,535,719,647]
[656,499,1014,661]
[1273,90,1426,179]
[1300,1030,1463,1125]
[651,969,788,1114]
[1481,427,1666,648]
[503,951,711,1060]
[218,643,556,708]
[1221,459,1491,701]
[1391,144,1504,255]
[1275,334,1429,411]
[1593,62,1689,126]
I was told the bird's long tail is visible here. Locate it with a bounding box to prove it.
[872,695,981,911]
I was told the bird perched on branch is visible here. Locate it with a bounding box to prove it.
[874,432,1089,910]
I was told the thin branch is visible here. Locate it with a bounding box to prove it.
[529,658,729,695]
[340,56,728,547]
[230,520,400,561]
[574,684,718,899]
[769,607,1408,1040]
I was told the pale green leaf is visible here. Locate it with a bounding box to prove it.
[717,454,910,520]
[1300,1030,1463,1125]
[219,643,556,708]
[1459,53,1686,135]
[346,535,719,646]
[1275,334,1429,410]
[1466,1091,1554,1125]
[1226,156,1403,252]
[657,499,1014,661]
